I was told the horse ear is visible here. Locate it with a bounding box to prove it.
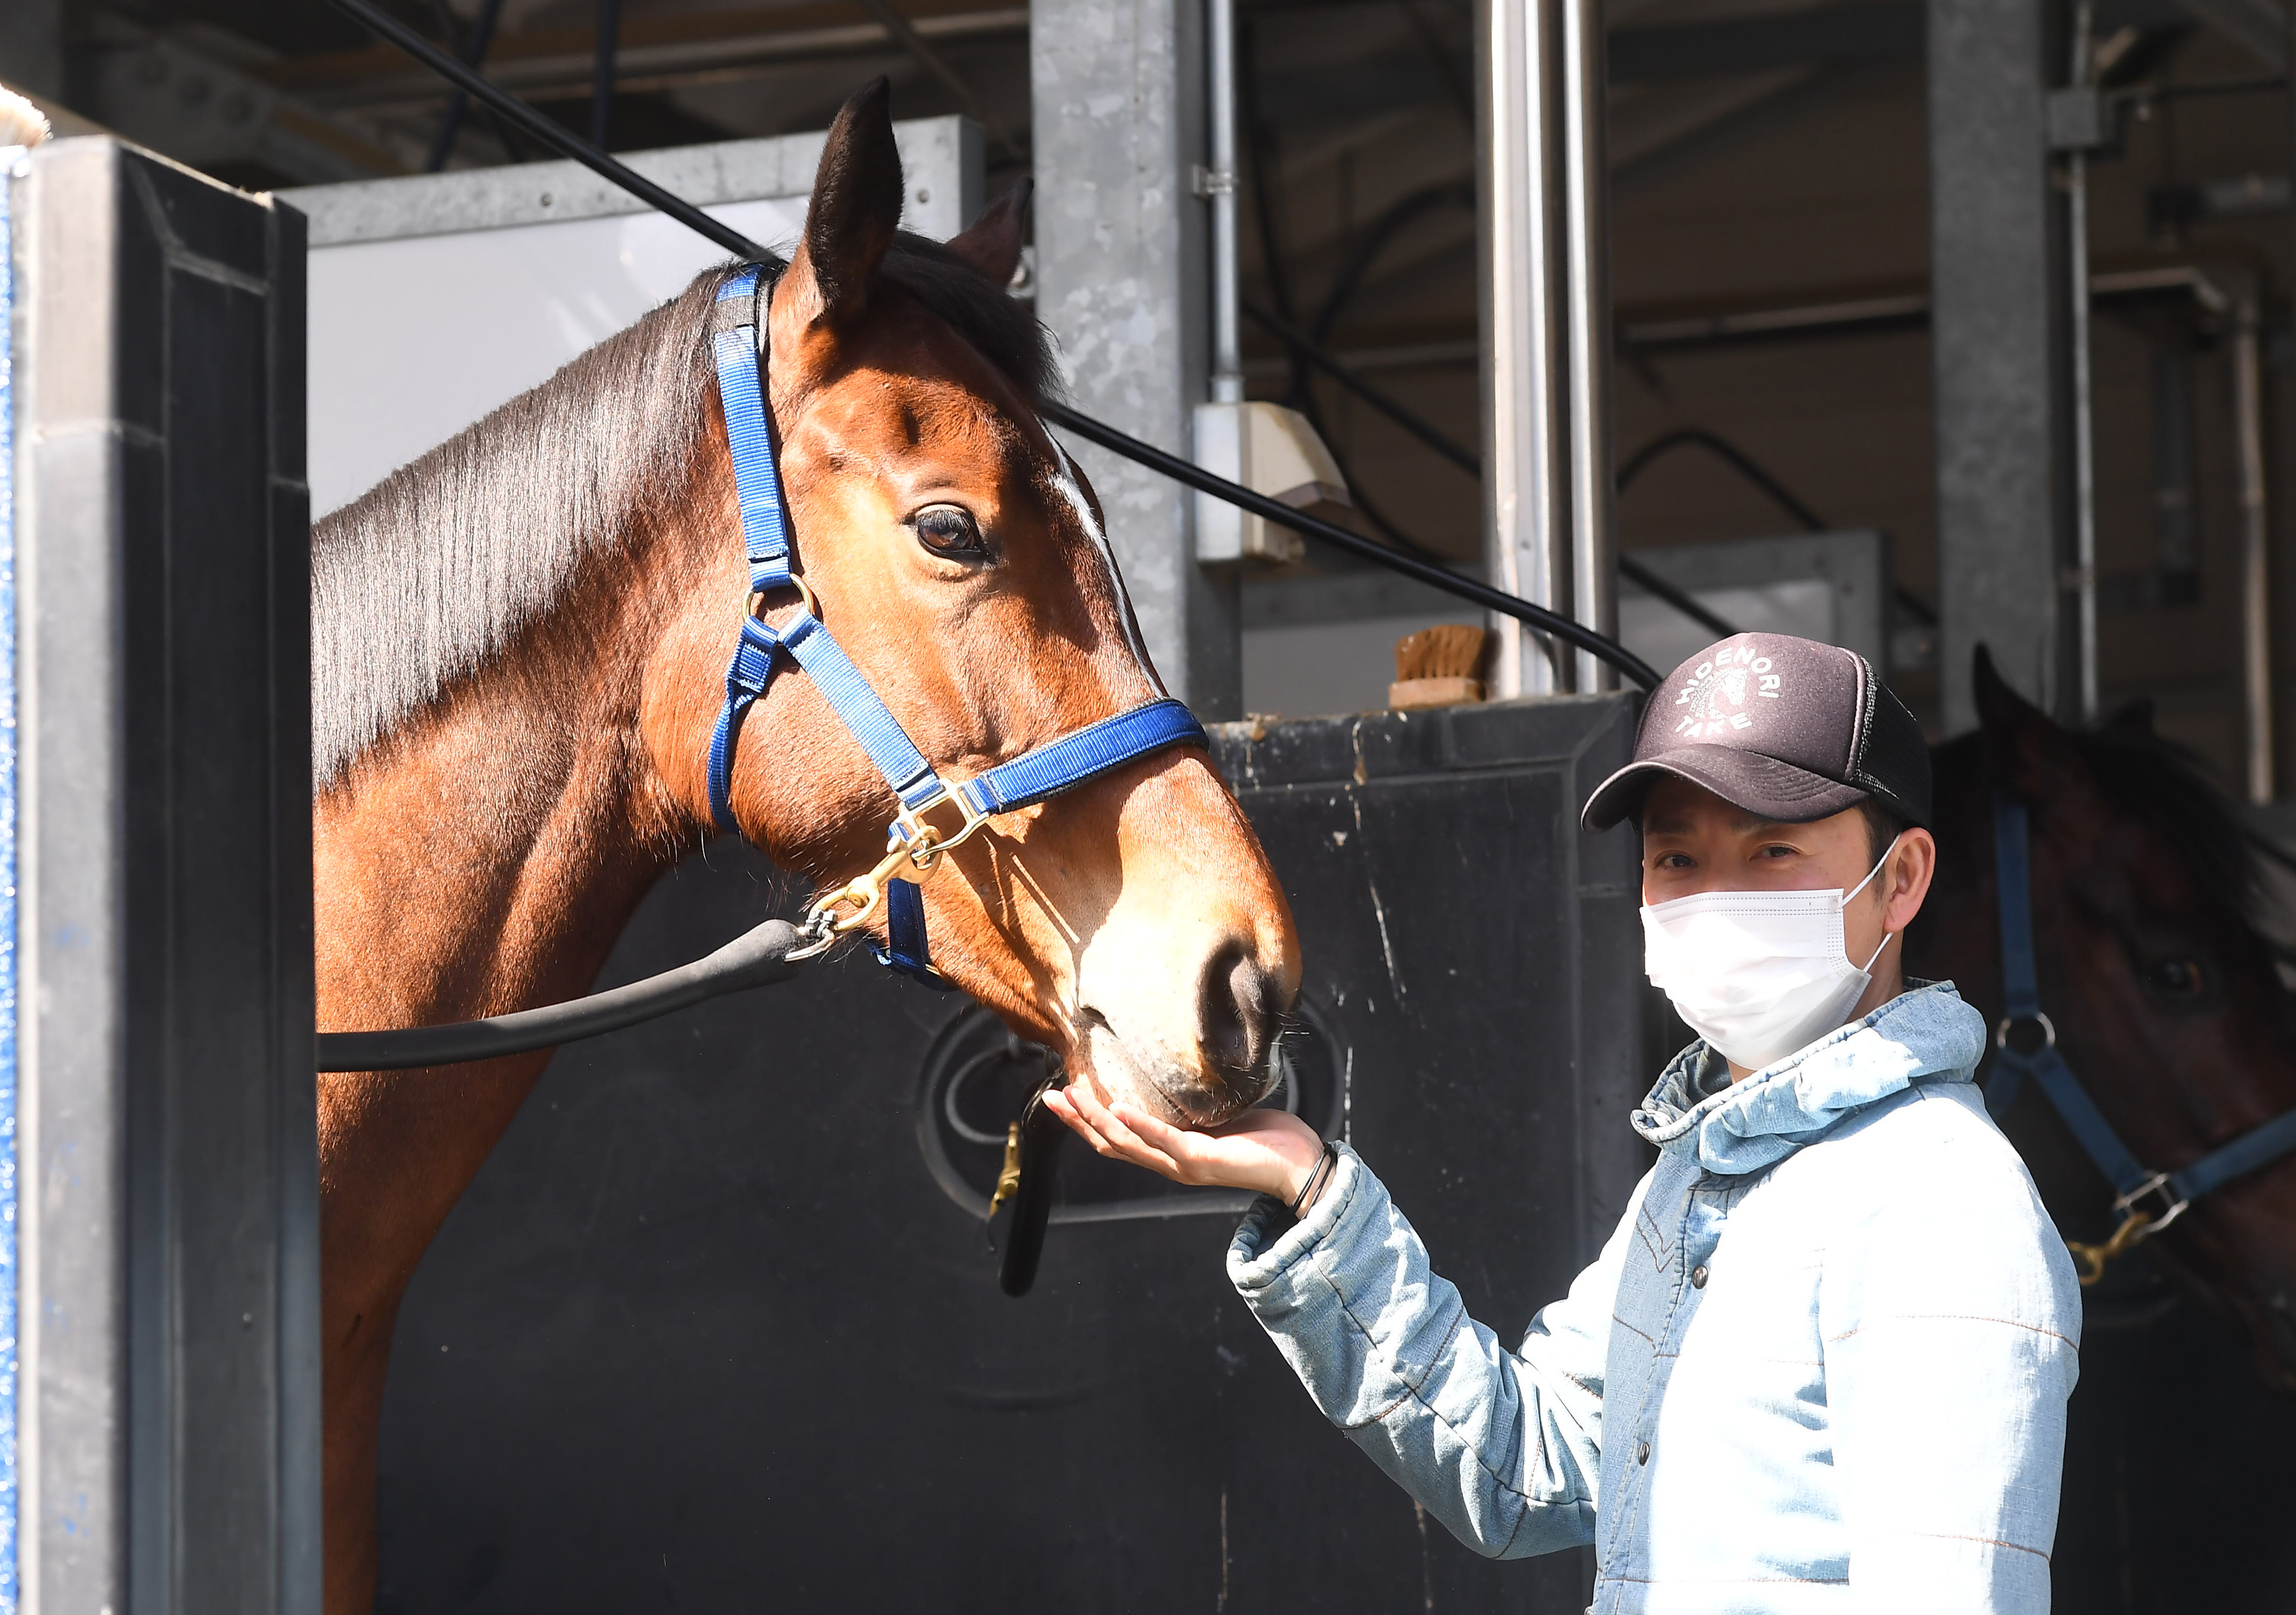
[1974,644,2091,801]
[945,179,1031,288]
[782,78,904,330]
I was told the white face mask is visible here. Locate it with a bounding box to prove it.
[1641,837,1899,1073]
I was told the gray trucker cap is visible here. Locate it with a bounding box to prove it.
[1580,633,1931,832]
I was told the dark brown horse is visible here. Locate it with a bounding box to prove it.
[310,85,1300,1613]
[1912,650,2296,1391]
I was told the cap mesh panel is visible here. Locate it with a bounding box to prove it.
[1855,683,1933,826]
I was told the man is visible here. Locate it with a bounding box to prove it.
[1048,633,2079,1612]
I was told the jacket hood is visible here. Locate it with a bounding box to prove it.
[1633,980,1988,1175]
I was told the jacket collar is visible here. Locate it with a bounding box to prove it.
[1633,980,1988,1175]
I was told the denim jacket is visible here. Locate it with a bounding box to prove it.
[1228,982,2081,1612]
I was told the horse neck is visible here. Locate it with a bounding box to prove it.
[312,531,696,1036]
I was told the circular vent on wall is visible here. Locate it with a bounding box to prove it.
[914,997,1343,1223]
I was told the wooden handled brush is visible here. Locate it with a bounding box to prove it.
[1390,624,1488,710]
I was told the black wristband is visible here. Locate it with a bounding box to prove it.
[1289,1140,1338,1220]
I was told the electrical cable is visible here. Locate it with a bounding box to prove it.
[1617,427,1829,532]
[1310,180,1475,345]
[1616,427,1938,626]
[1039,400,1664,686]
[1244,307,1738,637]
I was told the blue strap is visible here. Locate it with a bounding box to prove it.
[703,264,944,827]
[707,614,784,833]
[711,268,793,594]
[778,614,944,809]
[871,876,953,988]
[1989,795,2155,1194]
[1984,791,2038,1115]
[957,699,1208,816]
[2174,1108,2296,1201]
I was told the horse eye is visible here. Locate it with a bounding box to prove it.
[2143,957,2206,996]
[912,504,986,560]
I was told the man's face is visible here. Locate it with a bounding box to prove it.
[1638,775,1934,983]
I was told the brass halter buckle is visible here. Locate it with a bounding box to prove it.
[2065,1171,2190,1288]
[890,786,993,873]
[788,789,993,961]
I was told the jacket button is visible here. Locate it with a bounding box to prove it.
[1691,1265,1709,1289]
[1637,1440,1651,1465]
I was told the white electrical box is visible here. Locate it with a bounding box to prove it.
[1192,400,1350,564]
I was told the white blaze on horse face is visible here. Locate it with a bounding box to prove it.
[1046,439,1163,694]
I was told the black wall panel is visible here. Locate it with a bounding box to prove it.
[374,694,1643,1613]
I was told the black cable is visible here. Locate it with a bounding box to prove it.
[1244,300,1478,474]
[1310,179,1475,345]
[1618,427,1829,532]
[317,920,803,1071]
[321,0,1665,695]
[1238,311,1738,637]
[1042,402,1664,688]
[1615,427,1938,626]
[330,0,766,261]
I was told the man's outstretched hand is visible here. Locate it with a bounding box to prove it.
[1044,1076,1328,1205]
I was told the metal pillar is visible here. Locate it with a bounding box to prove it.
[1478,0,1571,696]
[1206,0,1242,407]
[1561,0,1617,693]
[1479,0,1612,698]
[1033,0,1241,717]
[12,136,319,1615]
[1930,0,2072,731]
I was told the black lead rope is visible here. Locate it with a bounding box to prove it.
[317,919,804,1071]
[994,1094,1069,1297]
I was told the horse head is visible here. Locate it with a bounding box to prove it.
[1915,649,2296,1388]
[647,82,1300,1125]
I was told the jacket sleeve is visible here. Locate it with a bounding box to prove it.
[1227,1143,1646,1560]
[1817,1105,2083,1613]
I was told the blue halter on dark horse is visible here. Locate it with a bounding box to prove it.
[1988,793,2296,1284]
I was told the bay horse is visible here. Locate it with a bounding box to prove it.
[311,83,1300,1613]
[1911,648,2296,1389]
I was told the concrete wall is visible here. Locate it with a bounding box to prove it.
[1032,0,1243,717]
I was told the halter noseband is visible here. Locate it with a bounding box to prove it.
[1988,792,2296,1283]
[704,264,1207,984]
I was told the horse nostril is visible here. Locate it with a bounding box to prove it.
[1198,939,1274,1085]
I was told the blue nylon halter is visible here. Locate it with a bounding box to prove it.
[703,264,1207,983]
[1988,792,2296,1232]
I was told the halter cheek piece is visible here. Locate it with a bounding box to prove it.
[703,264,1207,986]
[1988,792,2296,1284]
